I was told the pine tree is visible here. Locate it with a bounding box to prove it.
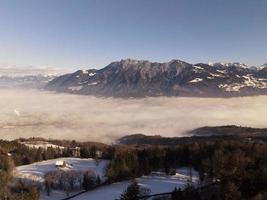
[44,173,53,196]
[171,187,183,200]
[119,180,140,200]
[82,170,96,190]
[224,182,241,200]
[96,175,101,185]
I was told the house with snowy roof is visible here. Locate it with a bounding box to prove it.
[55,160,66,168]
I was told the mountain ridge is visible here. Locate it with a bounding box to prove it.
[117,125,267,146]
[45,58,267,97]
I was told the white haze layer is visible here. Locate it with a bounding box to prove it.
[0,89,266,143]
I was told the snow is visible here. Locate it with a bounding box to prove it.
[219,75,267,92]
[243,75,267,89]
[88,82,98,86]
[69,168,199,200]
[207,76,214,80]
[89,73,96,76]
[82,70,88,74]
[14,158,110,183]
[81,70,96,76]
[209,72,225,78]
[192,66,204,73]
[188,78,203,83]
[243,75,262,87]
[216,69,226,74]
[68,86,83,91]
[194,66,204,70]
[218,83,242,92]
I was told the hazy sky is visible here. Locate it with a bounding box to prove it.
[0,0,266,69]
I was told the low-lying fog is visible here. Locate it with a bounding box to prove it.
[0,89,266,143]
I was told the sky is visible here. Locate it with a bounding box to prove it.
[0,0,266,70]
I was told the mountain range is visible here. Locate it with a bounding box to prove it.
[45,59,267,97]
[0,74,56,89]
[0,65,68,89]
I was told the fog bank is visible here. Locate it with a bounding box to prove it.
[0,89,266,143]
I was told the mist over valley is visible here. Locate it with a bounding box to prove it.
[1,88,266,143]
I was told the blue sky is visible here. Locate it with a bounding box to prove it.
[0,0,266,69]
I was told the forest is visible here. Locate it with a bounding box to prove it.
[0,137,266,200]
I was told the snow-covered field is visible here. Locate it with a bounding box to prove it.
[69,168,198,200]
[15,158,109,183]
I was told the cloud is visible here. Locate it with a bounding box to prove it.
[14,109,20,116]
[0,89,266,143]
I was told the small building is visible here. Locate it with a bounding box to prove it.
[55,160,66,168]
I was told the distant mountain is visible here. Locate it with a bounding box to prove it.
[0,75,56,89]
[259,66,267,78]
[208,62,249,68]
[189,125,267,137]
[45,59,267,97]
[261,63,267,68]
[0,64,68,77]
[0,64,70,89]
[117,126,267,145]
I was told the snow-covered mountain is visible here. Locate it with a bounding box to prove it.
[45,59,267,97]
